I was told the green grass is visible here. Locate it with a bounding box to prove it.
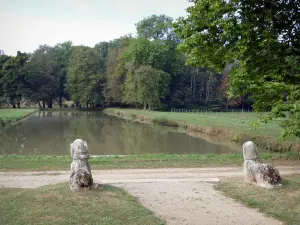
[0,153,299,171]
[0,183,164,225]
[0,109,38,128]
[217,175,300,225]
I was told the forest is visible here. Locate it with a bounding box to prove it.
[0,14,247,111]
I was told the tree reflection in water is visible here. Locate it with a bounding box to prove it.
[0,112,240,155]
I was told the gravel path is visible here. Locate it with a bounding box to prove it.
[116,182,282,225]
[1,166,298,225]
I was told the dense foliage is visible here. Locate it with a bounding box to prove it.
[175,0,300,137]
[0,14,231,111]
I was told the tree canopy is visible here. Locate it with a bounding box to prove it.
[1,13,243,114]
[174,0,300,137]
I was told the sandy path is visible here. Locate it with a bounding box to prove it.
[1,166,298,225]
[115,182,282,225]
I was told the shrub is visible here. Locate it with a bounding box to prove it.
[0,118,5,127]
[130,113,137,119]
[152,117,179,127]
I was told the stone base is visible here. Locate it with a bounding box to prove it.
[244,160,281,189]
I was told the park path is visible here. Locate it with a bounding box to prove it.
[1,166,299,225]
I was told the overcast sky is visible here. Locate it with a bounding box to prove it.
[0,0,192,56]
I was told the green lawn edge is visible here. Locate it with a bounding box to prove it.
[0,109,38,129]
[1,153,299,171]
[0,183,164,225]
[216,175,300,225]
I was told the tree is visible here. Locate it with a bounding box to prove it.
[26,45,58,108]
[53,41,73,107]
[1,51,29,108]
[123,65,170,109]
[174,0,300,137]
[136,14,175,41]
[67,46,106,107]
[124,37,179,74]
[0,53,11,105]
[121,37,177,108]
[105,36,131,103]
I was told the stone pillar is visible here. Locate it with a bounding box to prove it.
[243,141,281,188]
[69,139,98,191]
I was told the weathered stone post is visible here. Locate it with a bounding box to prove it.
[69,139,98,191]
[243,141,281,188]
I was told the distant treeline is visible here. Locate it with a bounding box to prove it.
[0,14,251,110]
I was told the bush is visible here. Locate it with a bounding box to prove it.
[130,113,137,119]
[0,118,5,128]
[152,117,179,127]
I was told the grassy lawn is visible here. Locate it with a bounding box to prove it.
[0,153,299,171]
[0,108,37,124]
[217,175,300,225]
[0,183,164,225]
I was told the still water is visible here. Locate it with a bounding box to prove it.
[0,111,241,155]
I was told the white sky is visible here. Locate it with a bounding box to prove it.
[0,0,192,56]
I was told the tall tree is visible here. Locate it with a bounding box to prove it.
[0,53,11,105]
[53,41,73,107]
[105,37,130,104]
[67,46,106,107]
[136,14,175,40]
[123,65,170,109]
[1,51,29,108]
[175,0,300,136]
[26,45,57,108]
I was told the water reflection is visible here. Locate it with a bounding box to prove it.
[0,112,241,155]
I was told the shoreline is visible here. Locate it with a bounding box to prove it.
[103,108,300,153]
[0,109,39,130]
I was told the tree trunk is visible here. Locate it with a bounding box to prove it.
[206,78,210,102]
[47,99,53,108]
[143,102,147,110]
[38,101,42,108]
[17,102,20,108]
[193,68,198,101]
[12,104,16,108]
[42,101,46,108]
[59,95,62,108]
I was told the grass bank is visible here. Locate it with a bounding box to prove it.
[0,109,38,128]
[217,175,300,225]
[0,183,164,225]
[104,108,300,152]
[1,153,299,171]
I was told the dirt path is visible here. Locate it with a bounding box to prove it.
[1,166,298,225]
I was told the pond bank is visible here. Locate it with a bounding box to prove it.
[0,109,38,129]
[104,108,300,153]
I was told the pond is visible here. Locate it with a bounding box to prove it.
[0,111,241,155]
